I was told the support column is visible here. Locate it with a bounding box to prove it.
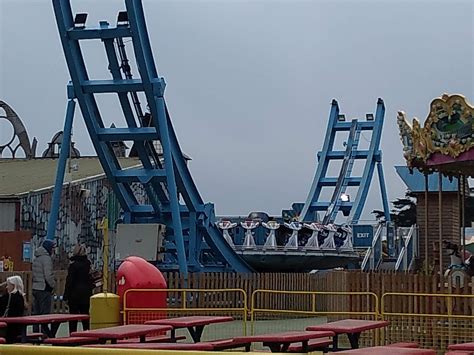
[424,173,429,268]
[438,172,443,274]
[46,99,76,241]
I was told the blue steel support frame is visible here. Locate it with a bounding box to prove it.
[51,0,253,273]
[46,99,76,241]
[299,98,390,224]
[299,100,339,221]
[376,161,391,222]
[347,98,385,223]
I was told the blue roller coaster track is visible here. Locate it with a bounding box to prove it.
[47,0,390,274]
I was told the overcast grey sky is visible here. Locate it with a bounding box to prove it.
[0,0,473,219]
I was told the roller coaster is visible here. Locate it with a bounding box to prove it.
[48,0,390,274]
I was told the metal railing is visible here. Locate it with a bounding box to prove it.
[395,225,417,271]
[361,223,383,271]
[250,289,381,346]
[122,288,247,336]
[381,292,474,350]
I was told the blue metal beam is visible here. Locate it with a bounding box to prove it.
[97,127,158,141]
[321,151,370,159]
[46,99,76,241]
[319,177,362,186]
[334,121,375,131]
[376,161,391,222]
[67,27,132,40]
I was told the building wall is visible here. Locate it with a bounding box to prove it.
[0,201,19,231]
[19,177,148,270]
[20,178,112,269]
[0,231,32,271]
[416,192,461,270]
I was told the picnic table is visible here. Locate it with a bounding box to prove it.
[145,315,234,342]
[1,314,90,342]
[85,342,216,350]
[71,324,172,344]
[448,342,474,351]
[72,324,172,344]
[306,318,390,350]
[233,330,335,353]
[86,338,252,351]
[336,345,436,354]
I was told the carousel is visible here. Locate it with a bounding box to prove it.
[397,93,473,282]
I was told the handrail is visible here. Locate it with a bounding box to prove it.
[394,225,415,271]
[395,246,406,271]
[361,248,371,270]
[361,223,383,271]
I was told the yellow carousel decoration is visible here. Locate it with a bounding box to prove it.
[397,93,473,284]
[397,93,473,176]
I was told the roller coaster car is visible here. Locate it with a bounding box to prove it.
[248,212,270,223]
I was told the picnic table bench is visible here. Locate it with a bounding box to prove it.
[233,330,335,353]
[145,315,234,342]
[72,324,172,344]
[448,343,474,352]
[336,345,436,354]
[306,318,390,350]
[44,334,187,346]
[85,338,252,351]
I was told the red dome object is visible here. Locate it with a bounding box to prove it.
[117,256,167,323]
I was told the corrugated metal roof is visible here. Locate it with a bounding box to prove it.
[0,157,142,196]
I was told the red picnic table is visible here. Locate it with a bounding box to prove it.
[71,324,172,344]
[85,342,216,351]
[336,345,436,354]
[1,314,90,342]
[71,324,173,344]
[85,338,253,352]
[306,319,390,350]
[145,315,234,342]
[448,343,474,352]
[233,330,335,353]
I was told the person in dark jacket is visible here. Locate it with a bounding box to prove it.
[0,276,26,343]
[32,239,56,333]
[64,244,94,332]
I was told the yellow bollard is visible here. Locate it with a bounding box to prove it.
[89,292,120,329]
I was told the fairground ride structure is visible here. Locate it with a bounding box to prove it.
[47,0,390,274]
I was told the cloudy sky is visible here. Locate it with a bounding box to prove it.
[0,0,473,219]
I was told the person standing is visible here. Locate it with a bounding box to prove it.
[32,239,56,325]
[0,276,26,343]
[64,244,93,332]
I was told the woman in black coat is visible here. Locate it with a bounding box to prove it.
[64,244,94,332]
[0,276,26,343]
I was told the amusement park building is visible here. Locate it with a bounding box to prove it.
[0,157,143,270]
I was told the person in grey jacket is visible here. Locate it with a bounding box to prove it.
[32,240,56,329]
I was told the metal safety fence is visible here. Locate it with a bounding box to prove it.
[122,288,247,341]
[250,290,380,348]
[119,286,474,352]
[381,292,474,352]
